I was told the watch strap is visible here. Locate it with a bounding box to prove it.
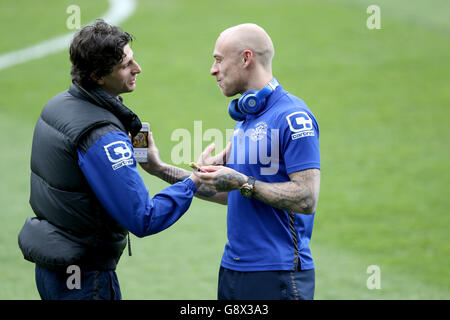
[247,176,256,187]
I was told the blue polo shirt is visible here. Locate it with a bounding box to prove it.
[223,82,320,271]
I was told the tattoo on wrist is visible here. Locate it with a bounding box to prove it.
[161,166,189,185]
[214,173,245,192]
[160,165,218,198]
[196,185,217,197]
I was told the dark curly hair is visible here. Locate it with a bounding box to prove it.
[69,19,133,89]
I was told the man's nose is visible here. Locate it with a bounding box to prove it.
[210,62,218,76]
[133,61,142,74]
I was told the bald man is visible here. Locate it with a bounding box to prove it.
[211,23,275,97]
[143,24,320,300]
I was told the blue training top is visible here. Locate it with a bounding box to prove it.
[77,130,197,238]
[224,81,320,271]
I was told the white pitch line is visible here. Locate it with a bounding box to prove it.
[0,0,136,71]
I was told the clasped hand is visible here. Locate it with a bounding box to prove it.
[137,131,245,191]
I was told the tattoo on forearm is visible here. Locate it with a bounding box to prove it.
[214,173,245,192]
[256,182,310,212]
[159,165,218,198]
[254,169,320,214]
[161,166,190,185]
[196,185,217,197]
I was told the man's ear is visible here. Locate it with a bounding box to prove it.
[91,72,104,85]
[242,49,253,68]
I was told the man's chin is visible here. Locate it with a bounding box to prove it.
[221,87,238,98]
[121,85,136,94]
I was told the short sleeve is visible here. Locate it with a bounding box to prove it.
[280,109,320,174]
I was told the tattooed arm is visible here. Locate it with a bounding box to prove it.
[253,169,320,214]
[138,132,228,205]
[195,166,320,215]
[153,163,228,205]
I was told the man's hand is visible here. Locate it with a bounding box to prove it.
[193,165,246,193]
[138,131,164,175]
[135,133,233,203]
[197,142,232,167]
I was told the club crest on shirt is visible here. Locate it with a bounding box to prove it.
[286,111,315,140]
[250,121,268,141]
[103,141,134,170]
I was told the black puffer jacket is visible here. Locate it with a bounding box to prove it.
[19,84,141,270]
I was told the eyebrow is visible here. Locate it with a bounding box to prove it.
[122,54,134,66]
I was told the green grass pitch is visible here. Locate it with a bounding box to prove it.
[0,0,448,299]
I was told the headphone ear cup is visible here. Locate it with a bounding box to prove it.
[228,99,246,121]
[239,90,261,115]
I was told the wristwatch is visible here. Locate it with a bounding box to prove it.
[239,176,256,198]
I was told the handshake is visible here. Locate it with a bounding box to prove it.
[136,131,247,195]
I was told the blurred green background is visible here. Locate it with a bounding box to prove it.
[0,0,449,299]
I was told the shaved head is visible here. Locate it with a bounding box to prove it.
[217,23,274,70]
[211,23,275,96]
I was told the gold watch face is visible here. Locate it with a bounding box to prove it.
[240,185,253,198]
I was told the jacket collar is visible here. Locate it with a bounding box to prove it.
[68,83,142,137]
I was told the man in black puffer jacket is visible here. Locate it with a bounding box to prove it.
[18,19,200,300]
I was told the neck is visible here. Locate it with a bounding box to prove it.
[99,85,120,99]
[244,68,273,92]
